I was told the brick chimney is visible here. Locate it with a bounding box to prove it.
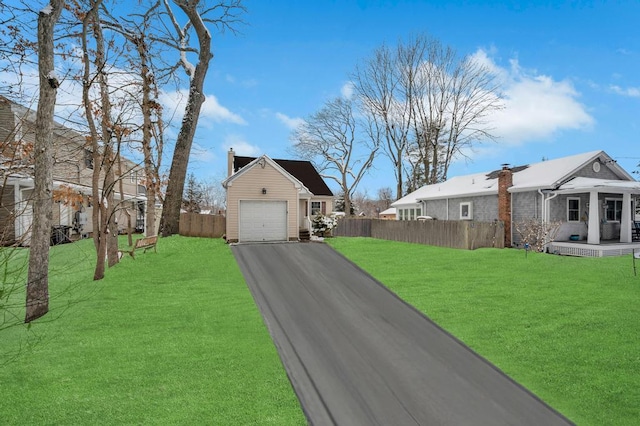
[227,147,234,177]
[498,164,513,247]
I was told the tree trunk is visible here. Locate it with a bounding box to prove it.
[117,153,133,247]
[81,0,108,280]
[104,150,118,267]
[160,2,212,237]
[138,35,156,236]
[25,0,64,323]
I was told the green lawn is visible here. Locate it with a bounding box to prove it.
[327,237,640,426]
[0,236,305,425]
[3,236,639,425]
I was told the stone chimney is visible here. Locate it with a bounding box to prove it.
[498,164,513,247]
[227,147,234,177]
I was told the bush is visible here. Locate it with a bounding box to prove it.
[311,214,337,237]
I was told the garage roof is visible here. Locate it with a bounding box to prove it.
[234,156,334,196]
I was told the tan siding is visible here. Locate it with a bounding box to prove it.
[226,162,300,241]
[0,185,15,243]
[2,100,141,200]
[312,196,333,214]
[0,102,16,146]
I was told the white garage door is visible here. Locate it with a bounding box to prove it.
[239,200,288,242]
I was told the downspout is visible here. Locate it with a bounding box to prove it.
[538,189,558,223]
[510,191,514,249]
[538,189,546,224]
[539,189,558,251]
[446,198,449,220]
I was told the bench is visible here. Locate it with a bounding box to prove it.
[123,235,158,259]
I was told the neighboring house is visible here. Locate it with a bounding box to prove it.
[379,207,396,220]
[222,149,334,242]
[0,96,150,246]
[392,150,640,251]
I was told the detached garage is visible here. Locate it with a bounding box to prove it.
[222,151,334,243]
[238,200,287,242]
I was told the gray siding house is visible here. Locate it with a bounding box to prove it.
[392,151,640,254]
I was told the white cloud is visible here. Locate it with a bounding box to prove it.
[276,112,304,130]
[159,89,246,126]
[475,49,594,144]
[341,81,354,99]
[222,134,261,156]
[610,85,640,98]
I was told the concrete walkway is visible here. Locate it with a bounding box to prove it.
[232,242,574,426]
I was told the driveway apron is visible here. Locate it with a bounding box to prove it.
[231,242,573,426]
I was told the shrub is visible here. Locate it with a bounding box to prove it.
[311,214,337,237]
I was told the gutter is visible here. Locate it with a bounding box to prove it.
[538,189,558,224]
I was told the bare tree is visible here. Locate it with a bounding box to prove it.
[514,219,562,252]
[80,0,125,279]
[159,0,245,237]
[201,176,226,213]
[101,2,166,238]
[291,97,378,216]
[408,35,502,186]
[25,0,64,323]
[377,186,394,208]
[354,34,503,196]
[352,43,413,200]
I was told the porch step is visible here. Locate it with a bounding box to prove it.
[299,229,311,242]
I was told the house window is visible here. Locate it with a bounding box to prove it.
[460,202,472,220]
[311,201,321,215]
[567,198,580,222]
[130,171,137,184]
[84,149,93,170]
[605,198,623,221]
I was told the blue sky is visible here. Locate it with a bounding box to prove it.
[187,0,640,196]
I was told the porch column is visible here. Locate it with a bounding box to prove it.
[620,192,632,243]
[587,191,600,244]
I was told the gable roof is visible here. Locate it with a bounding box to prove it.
[233,155,333,196]
[508,150,633,192]
[222,155,309,194]
[393,150,636,207]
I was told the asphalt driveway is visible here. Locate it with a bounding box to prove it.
[232,242,573,426]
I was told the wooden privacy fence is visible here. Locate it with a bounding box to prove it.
[333,218,505,250]
[179,213,226,238]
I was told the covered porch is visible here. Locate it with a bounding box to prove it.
[549,177,640,257]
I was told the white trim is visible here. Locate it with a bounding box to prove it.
[604,197,623,222]
[567,197,581,222]
[460,201,473,220]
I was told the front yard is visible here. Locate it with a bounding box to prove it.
[327,237,640,426]
[0,237,305,425]
[2,236,638,424]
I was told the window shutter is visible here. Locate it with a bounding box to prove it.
[321,201,326,214]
